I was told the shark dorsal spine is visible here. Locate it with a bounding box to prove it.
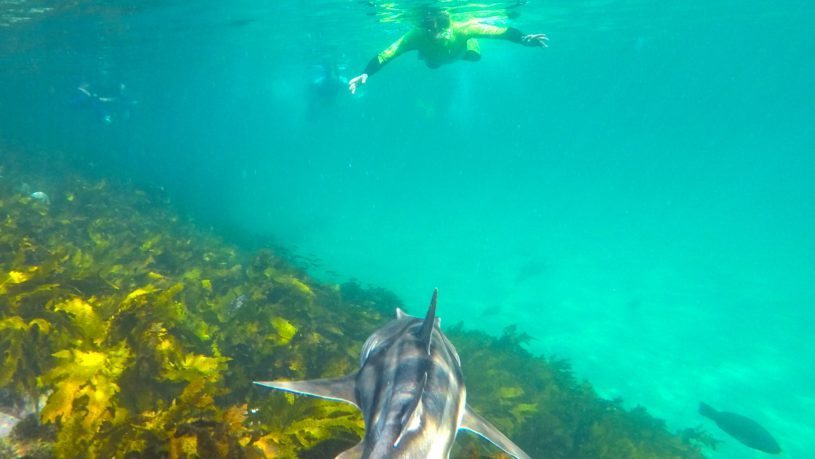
[417,288,438,354]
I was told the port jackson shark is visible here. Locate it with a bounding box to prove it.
[255,289,530,458]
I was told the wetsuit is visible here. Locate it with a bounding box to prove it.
[363,20,526,75]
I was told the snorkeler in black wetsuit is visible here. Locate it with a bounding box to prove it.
[71,83,134,124]
[309,62,348,106]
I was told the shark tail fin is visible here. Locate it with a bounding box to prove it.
[254,374,359,408]
[460,405,531,459]
[418,288,438,353]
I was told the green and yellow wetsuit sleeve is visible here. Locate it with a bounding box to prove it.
[455,21,524,43]
[363,31,418,76]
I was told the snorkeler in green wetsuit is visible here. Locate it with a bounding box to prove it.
[348,8,548,94]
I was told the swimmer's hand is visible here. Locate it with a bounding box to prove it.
[349,73,368,94]
[522,33,549,47]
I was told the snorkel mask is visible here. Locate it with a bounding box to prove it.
[420,8,451,38]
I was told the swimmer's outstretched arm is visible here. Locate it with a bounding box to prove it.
[349,32,418,94]
[462,22,548,47]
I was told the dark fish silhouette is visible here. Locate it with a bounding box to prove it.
[699,402,781,454]
[255,289,530,459]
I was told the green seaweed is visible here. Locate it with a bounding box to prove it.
[0,149,716,458]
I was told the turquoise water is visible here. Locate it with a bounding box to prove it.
[2,1,813,457]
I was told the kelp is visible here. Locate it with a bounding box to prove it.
[0,150,715,458]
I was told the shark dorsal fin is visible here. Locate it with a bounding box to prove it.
[418,288,438,354]
[394,371,428,448]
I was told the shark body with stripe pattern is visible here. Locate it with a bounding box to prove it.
[255,289,530,458]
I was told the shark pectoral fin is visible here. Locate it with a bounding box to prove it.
[460,406,531,459]
[335,441,364,459]
[254,373,358,408]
